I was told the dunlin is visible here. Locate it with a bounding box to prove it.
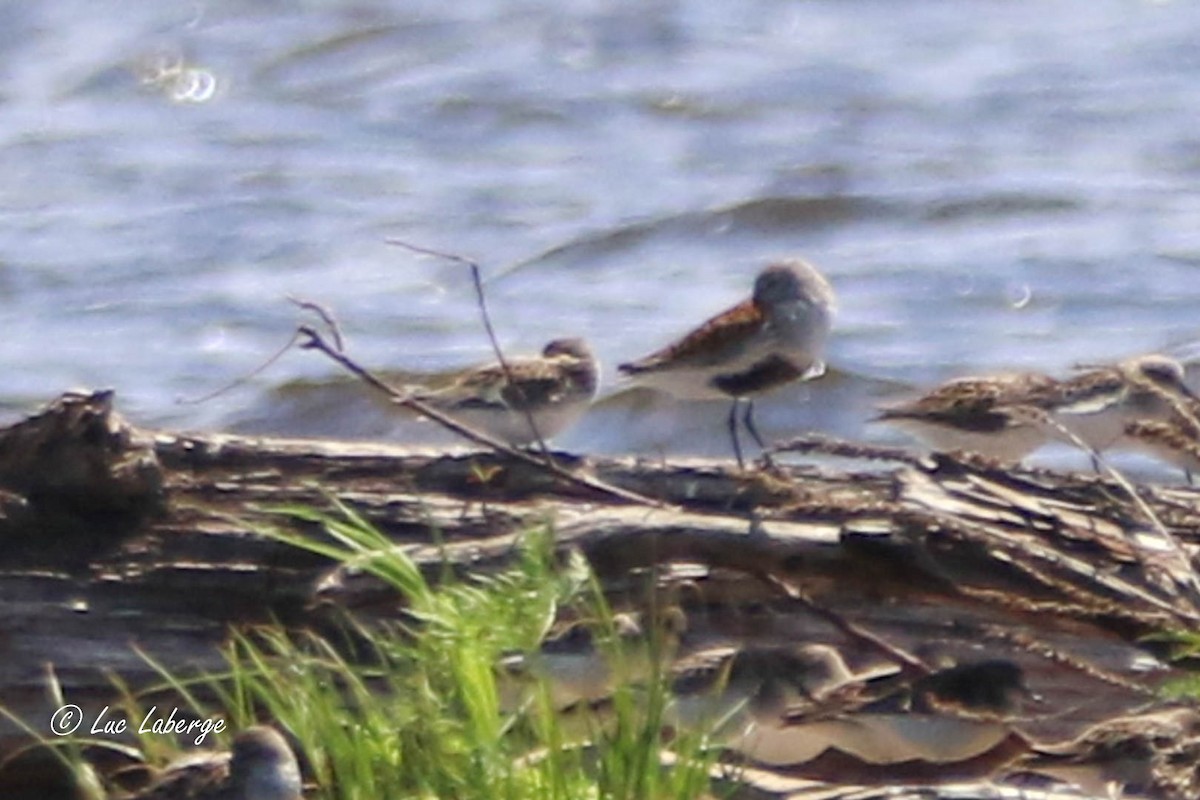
[618,260,835,468]
[876,372,1062,461]
[497,606,686,711]
[407,337,598,446]
[132,726,303,800]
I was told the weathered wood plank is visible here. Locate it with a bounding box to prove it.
[0,391,1197,799]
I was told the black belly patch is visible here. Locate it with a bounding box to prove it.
[710,354,804,397]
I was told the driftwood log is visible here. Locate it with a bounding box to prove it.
[0,390,1199,799]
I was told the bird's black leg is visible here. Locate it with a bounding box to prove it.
[1187,468,1194,487]
[742,398,775,468]
[742,398,767,451]
[728,398,745,470]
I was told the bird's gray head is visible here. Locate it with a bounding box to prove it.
[753,260,837,312]
[229,727,302,800]
[542,338,593,361]
[1128,355,1199,401]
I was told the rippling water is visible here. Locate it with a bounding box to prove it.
[3,0,1200,473]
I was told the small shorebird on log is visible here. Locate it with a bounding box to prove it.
[1050,354,1200,453]
[878,354,1200,465]
[407,337,598,446]
[131,726,302,800]
[876,372,1063,462]
[618,260,836,469]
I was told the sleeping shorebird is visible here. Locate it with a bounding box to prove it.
[131,726,303,800]
[618,260,836,469]
[406,337,598,446]
[875,372,1063,462]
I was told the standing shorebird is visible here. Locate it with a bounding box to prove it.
[1113,361,1200,483]
[617,260,836,468]
[875,372,1063,462]
[407,337,599,446]
[876,355,1200,466]
[1050,354,1200,454]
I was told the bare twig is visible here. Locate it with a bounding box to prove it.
[177,296,348,407]
[287,295,345,352]
[296,324,664,507]
[176,329,303,406]
[759,570,931,679]
[385,238,552,457]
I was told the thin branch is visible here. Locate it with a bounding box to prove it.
[759,570,931,680]
[176,329,303,406]
[296,324,665,508]
[287,295,344,352]
[384,238,552,457]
